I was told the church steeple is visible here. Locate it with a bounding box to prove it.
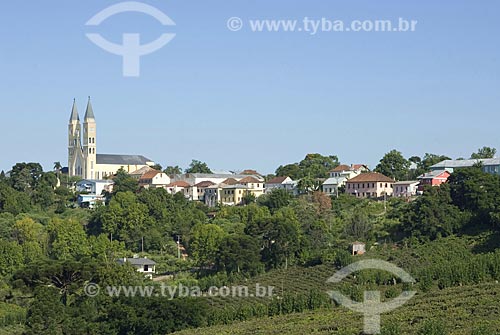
[84,96,95,120]
[69,98,80,122]
[68,99,83,177]
[83,96,97,179]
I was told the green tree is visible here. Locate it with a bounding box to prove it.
[163,165,183,175]
[97,191,149,250]
[257,189,292,211]
[0,183,31,214]
[275,153,339,180]
[190,224,226,267]
[151,163,163,171]
[25,286,66,335]
[0,240,23,276]
[402,184,467,240]
[345,210,372,240]
[9,162,43,192]
[217,234,261,274]
[241,192,256,205]
[375,149,410,181]
[112,168,139,194]
[448,167,500,227]
[47,218,90,260]
[470,146,497,159]
[262,207,301,269]
[185,160,212,174]
[420,153,451,171]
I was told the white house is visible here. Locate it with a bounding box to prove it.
[139,170,171,189]
[323,164,367,196]
[165,181,191,197]
[117,256,156,279]
[188,180,216,201]
[264,176,298,194]
[393,181,419,198]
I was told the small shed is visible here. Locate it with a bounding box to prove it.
[351,241,366,255]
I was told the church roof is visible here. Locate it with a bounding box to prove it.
[69,99,80,122]
[84,97,95,120]
[96,154,153,165]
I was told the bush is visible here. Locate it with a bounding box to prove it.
[418,319,448,335]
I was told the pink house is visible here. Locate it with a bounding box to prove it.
[345,172,395,198]
[417,170,451,191]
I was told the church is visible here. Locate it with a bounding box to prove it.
[68,98,155,180]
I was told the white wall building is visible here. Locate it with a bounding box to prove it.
[393,181,419,198]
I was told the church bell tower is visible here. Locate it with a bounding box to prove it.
[83,97,97,179]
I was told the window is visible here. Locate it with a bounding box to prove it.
[144,265,149,272]
[372,183,375,188]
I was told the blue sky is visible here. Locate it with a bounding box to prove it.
[0,0,498,174]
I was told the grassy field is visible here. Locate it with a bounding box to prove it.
[174,282,500,335]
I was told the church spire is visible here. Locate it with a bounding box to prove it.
[69,98,79,122]
[84,96,95,120]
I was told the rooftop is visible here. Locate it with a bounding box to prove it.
[266,176,290,184]
[238,176,261,184]
[346,172,394,183]
[139,170,161,180]
[330,164,352,172]
[194,180,216,188]
[418,170,450,179]
[96,154,153,165]
[117,257,156,266]
[430,158,500,169]
[393,180,420,185]
[130,166,156,176]
[166,181,191,188]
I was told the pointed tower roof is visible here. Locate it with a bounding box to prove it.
[69,99,80,122]
[84,96,95,121]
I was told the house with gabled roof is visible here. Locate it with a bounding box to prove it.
[323,164,368,196]
[265,176,298,194]
[189,180,216,201]
[165,181,191,197]
[139,170,170,189]
[417,170,451,192]
[345,172,394,198]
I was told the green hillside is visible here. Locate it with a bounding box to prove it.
[174,282,500,335]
